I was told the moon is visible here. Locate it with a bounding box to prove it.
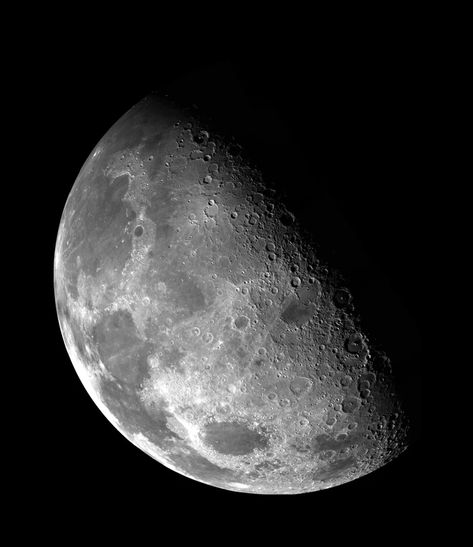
[54,94,410,494]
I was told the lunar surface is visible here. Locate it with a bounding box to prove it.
[54,94,409,494]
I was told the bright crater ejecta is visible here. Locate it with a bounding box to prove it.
[54,94,409,494]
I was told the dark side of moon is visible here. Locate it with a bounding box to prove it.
[54,95,409,494]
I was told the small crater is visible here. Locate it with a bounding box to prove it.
[190,149,203,160]
[340,375,353,387]
[203,332,214,344]
[234,316,250,329]
[361,371,377,384]
[342,397,361,413]
[209,163,219,175]
[280,211,295,225]
[134,225,144,237]
[333,288,352,307]
[193,130,209,145]
[325,415,337,426]
[346,333,365,354]
[289,376,313,397]
[359,379,371,391]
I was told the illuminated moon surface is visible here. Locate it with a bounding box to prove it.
[54,95,409,494]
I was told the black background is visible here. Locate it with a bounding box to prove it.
[21,20,430,534]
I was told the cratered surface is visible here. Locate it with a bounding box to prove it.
[54,94,410,494]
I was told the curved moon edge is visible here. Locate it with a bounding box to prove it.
[54,95,409,494]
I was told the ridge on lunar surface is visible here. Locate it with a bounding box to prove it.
[54,94,409,494]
